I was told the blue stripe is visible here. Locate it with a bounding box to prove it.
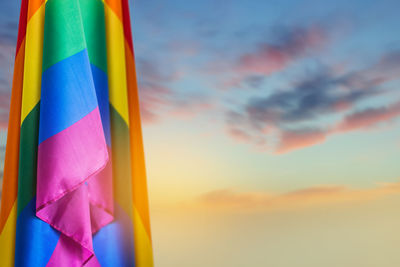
[93,203,136,267]
[91,64,111,146]
[15,197,60,267]
[39,49,99,144]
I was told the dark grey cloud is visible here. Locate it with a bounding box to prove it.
[243,75,265,89]
[226,50,400,152]
[244,68,381,126]
[0,1,19,45]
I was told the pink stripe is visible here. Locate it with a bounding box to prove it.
[36,108,113,266]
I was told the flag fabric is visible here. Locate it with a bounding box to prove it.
[0,0,153,266]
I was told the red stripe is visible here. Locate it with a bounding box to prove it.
[121,0,133,53]
[16,0,29,55]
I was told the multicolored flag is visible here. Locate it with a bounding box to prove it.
[0,0,153,266]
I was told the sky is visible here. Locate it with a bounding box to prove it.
[1,0,400,266]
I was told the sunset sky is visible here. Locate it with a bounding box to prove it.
[1,0,400,266]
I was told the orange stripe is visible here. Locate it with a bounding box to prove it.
[122,1,154,262]
[124,44,152,240]
[104,0,123,21]
[27,0,45,21]
[120,0,152,245]
[0,0,41,234]
[104,0,134,50]
[0,39,25,232]
[105,0,153,263]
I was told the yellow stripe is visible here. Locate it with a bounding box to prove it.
[0,203,17,267]
[21,3,45,124]
[133,207,154,267]
[104,4,130,126]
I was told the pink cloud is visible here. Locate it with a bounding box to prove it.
[211,24,332,91]
[336,102,400,132]
[136,57,214,124]
[197,182,400,212]
[333,100,352,112]
[237,25,328,76]
[238,46,290,75]
[168,101,214,119]
[229,100,400,154]
[227,127,253,143]
[138,82,214,124]
[276,129,327,154]
[137,58,181,84]
[274,101,400,153]
[138,83,172,124]
[168,40,200,57]
[199,189,268,207]
[0,43,14,129]
[0,88,11,130]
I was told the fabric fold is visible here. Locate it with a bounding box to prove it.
[0,0,153,265]
[36,0,114,265]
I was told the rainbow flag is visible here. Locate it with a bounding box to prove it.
[0,0,153,266]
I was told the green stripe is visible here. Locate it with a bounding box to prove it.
[17,103,40,216]
[42,0,86,71]
[79,0,108,73]
[110,104,133,218]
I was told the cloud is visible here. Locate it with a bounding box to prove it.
[198,181,400,212]
[237,24,328,76]
[137,58,182,85]
[276,128,327,153]
[198,189,269,207]
[212,23,334,91]
[0,0,18,47]
[138,83,172,123]
[138,82,213,124]
[238,67,383,126]
[0,0,17,130]
[0,43,14,130]
[0,22,17,47]
[0,91,10,128]
[136,58,213,124]
[168,98,213,119]
[227,127,253,143]
[274,100,400,153]
[226,50,400,153]
[167,40,200,57]
[336,102,400,132]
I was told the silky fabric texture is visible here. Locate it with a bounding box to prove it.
[0,0,154,266]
